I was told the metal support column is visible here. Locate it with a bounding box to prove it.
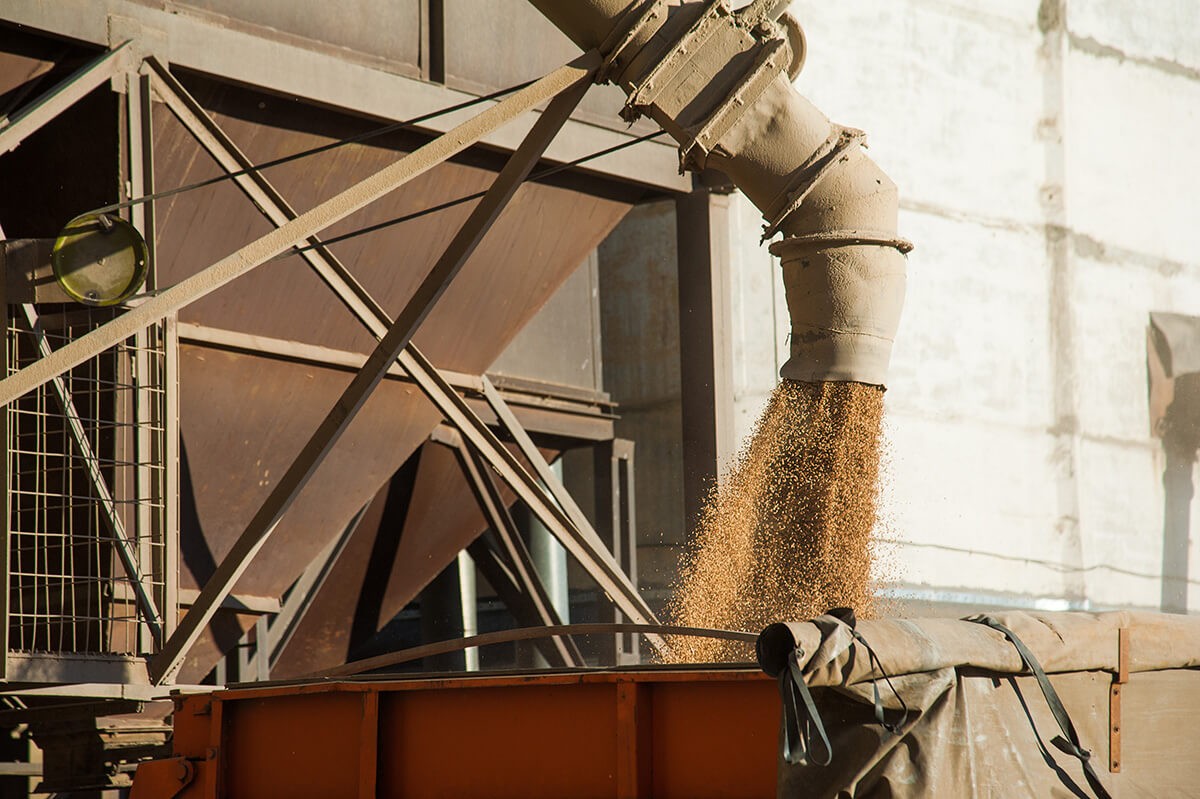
[675,182,736,531]
[595,438,639,665]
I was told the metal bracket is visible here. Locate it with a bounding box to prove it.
[679,36,788,173]
[1109,627,1130,773]
[622,0,730,123]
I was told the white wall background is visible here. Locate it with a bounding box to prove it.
[725,0,1200,613]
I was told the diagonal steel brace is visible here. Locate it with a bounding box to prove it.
[147,53,660,676]
[433,427,583,667]
[148,59,597,683]
[0,43,131,156]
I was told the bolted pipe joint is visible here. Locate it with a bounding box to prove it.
[529,0,912,387]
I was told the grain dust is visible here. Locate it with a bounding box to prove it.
[664,379,886,663]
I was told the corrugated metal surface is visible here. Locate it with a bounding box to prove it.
[152,73,632,680]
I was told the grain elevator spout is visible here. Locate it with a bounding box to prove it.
[528,0,911,386]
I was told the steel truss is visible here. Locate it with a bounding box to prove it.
[0,40,660,686]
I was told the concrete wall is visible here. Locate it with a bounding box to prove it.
[722,0,1200,614]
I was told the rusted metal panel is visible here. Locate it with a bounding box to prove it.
[152,71,632,363]
[142,71,630,679]
[151,670,779,799]
[269,438,562,679]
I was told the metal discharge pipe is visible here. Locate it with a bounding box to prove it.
[529,0,910,385]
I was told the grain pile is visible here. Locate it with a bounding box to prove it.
[664,379,885,663]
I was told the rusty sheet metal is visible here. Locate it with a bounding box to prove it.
[270,438,562,679]
[155,72,631,679]
[149,669,779,799]
[152,71,633,361]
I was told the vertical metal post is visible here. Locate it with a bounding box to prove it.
[127,67,159,652]
[675,182,736,532]
[162,314,180,639]
[0,276,8,678]
[595,438,639,664]
[527,460,570,621]
[254,615,270,681]
[457,551,478,671]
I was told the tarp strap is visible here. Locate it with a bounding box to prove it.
[848,628,910,735]
[971,616,1113,799]
[780,647,833,766]
[828,607,911,735]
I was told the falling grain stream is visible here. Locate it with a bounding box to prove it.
[666,380,885,663]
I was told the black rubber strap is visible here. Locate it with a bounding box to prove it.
[848,628,910,735]
[779,648,833,766]
[825,607,909,735]
[972,617,1112,799]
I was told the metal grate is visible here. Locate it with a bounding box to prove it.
[5,305,170,655]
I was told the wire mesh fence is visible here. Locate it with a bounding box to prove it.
[5,305,172,655]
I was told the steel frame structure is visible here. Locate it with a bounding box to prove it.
[0,38,661,687]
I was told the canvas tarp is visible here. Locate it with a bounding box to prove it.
[756,611,1200,798]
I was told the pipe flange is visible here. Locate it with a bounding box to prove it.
[597,0,668,84]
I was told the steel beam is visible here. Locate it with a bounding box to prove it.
[432,427,582,667]
[595,438,640,665]
[148,63,594,684]
[126,67,161,652]
[0,54,597,407]
[399,348,662,646]
[176,325,616,440]
[150,56,657,669]
[17,305,163,644]
[0,43,130,156]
